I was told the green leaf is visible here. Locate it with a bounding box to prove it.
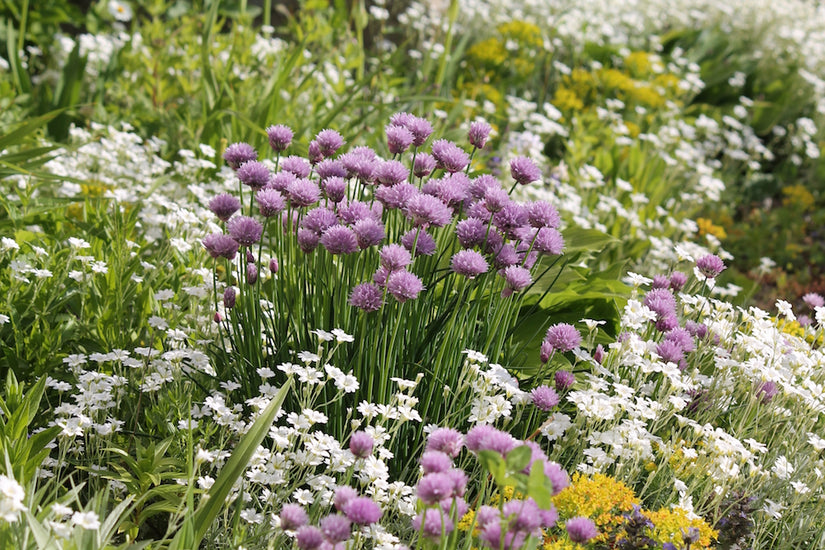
[477,450,506,486]
[505,445,532,473]
[24,509,60,550]
[526,462,553,509]
[561,226,617,254]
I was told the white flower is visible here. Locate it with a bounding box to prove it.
[772,455,794,480]
[312,329,334,342]
[0,475,25,522]
[462,349,488,363]
[71,510,101,530]
[1,237,20,251]
[197,476,215,489]
[332,328,354,343]
[108,0,132,21]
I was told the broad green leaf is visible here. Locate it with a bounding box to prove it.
[477,450,506,486]
[526,462,553,509]
[561,226,617,254]
[505,445,532,473]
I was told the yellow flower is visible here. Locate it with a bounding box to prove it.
[781,184,815,211]
[553,87,584,112]
[553,473,639,542]
[643,507,717,548]
[696,218,727,240]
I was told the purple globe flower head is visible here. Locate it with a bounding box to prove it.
[401,228,437,257]
[803,292,825,309]
[432,139,470,173]
[375,160,409,186]
[282,210,300,233]
[228,216,263,246]
[466,200,490,220]
[652,274,670,289]
[297,228,320,253]
[322,176,347,203]
[270,170,297,192]
[656,339,684,364]
[269,257,279,274]
[468,120,492,149]
[405,194,453,228]
[246,263,258,285]
[208,193,241,222]
[417,472,456,505]
[315,129,345,158]
[451,249,489,279]
[527,201,561,229]
[532,227,564,255]
[446,467,468,497]
[280,503,309,531]
[296,525,324,550]
[320,514,351,544]
[593,344,605,364]
[237,160,271,190]
[696,254,726,279]
[493,203,528,238]
[307,140,324,165]
[333,486,358,513]
[404,115,434,147]
[223,142,257,170]
[353,218,385,249]
[340,146,377,182]
[375,182,418,210]
[475,506,501,530]
[464,425,518,456]
[539,505,559,529]
[338,200,373,225]
[566,516,598,543]
[420,451,453,474]
[510,156,542,185]
[494,244,520,270]
[349,282,383,312]
[799,314,813,327]
[256,188,286,218]
[483,187,511,213]
[531,385,560,411]
[412,508,454,539]
[543,462,569,495]
[281,156,312,178]
[386,124,414,155]
[479,523,526,550]
[387,270,425,303]
[288,178,321,208]
[501,266,532,297]
[413,152,437,179]
[321,225,358,255]
[544,323,581,353]
[554,370,575,392]
[420,180,440,197]
[426,427,464,458]
[470,174,501,200]
[644,288,677,318]
[202,233,240,260]
[317,159,347,181]
[380,243,412,271]
[246,247,256,264]
[539,340,553,364]
[266,124,293,153]
[349,431,374,458]
[343,497,382,525]
[302,207,339,235]
[456,218,487,249]
[524,441,548,472]
[685,320,708,339]
[443,496,469,517]
[669,271,688,291]
[389,111,415,128]
[503,498,542,533]
[373,266,390,287]
[757,380,779,404]
[665,328,695,352]
[223,286,236,309]
[656,314,679,333]
[436,172,471,208]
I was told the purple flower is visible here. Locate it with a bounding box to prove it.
[532,227,564,255]
[353,218,385,249]
[420,451,453,474]
[223,287,236,309]
[468,120,492,149]
[451,250,489,279]
[531,385,560,411]
[656,339,684,364]
[288,178,321,208]
[322,176,347,203]
[349,283,383,312]
[375,160,409,186]
[405,194,453,228]
[566,517,598,543]
[484,188,511,213]
[503,498,542,532]
[317,159,347,181]
[387,124,414,155]
[696,254,726,278]
[464,425,518,456]
[644,288,677,317]
[279,503,308,531]
[343,497,382,525]
[652,274,670,289]
[554,370,575,392]
[479,523,526,550]
[475,506,501,529]
[543,462,569,495]
[380,244,412,271]
[756,380,779,404]
[373,266,390,287]
[527,201,561,228]
[387,270,424,303]
[456,218,486,249]
[493,203,528,237]
[266,124,293,152]
[426,427,464,458]
[208,193,241,222]
[665,328,695,352]
[803,292,824,309]
[295,525,324,550]
[544,323,581,353]
[413,153,437,178]
[349,431,374,458]
[401,229,437,256]
[270,170,297,192]
[269,257,279,274]
[321,225,358,255]
[470,174,501,200]
[281,156,312,178]
[413,508,454,539]
[307,141,323,165]
[375,182,418,210]
[302,207,339,235]
[669,271,688,291]
[656,314,679,333]
[223,142,257,170]
[202,233,240,260]
[315,129,345,157]
[256,188,286,217]
[432,139,470,173]
[510,156,541,185]
[246,263,258,285]
[389,113,434,147]
[501,266,532,297]
[297,228,320,253]
[340,146,377,182]
[539,505,559,528]
[494,244,520,269]
[237,161,271,190]
[685,321,708,339]
[593,344,605,364]
[540,340,553,363]
[333,487,358,513]
[228,216,263,246]
[320,514,351,544]
[417,472,456,504]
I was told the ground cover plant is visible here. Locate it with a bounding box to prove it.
[1,0,824,549]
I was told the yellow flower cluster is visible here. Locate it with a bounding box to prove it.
[465,20,544,79]
[553,473,639,542]
[697,217,728,240]
[644,507,717,548]
[781,184,815,211]
[774,317,824,346]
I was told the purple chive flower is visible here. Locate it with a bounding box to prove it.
[656,340,684,364]
[401,229,437,256]
[644,288,677,317]
[539,505,559,528]
[315,129,345,157]
[484,187,511,213]
[413,153,437,178]
[280,503,309,531]
[757,380,779,403]
[223,287,236,309]
[432,139,470,173]
[799,314,812,327]
[696,254,726,278]
[317,159,347,181]
[464,425,518,456]
[228,216,263,246]
[494,244,520,269]
[333,487,358,513]
[554,370,575,392]
[405,194,453,228]
[375,182,418,210]
[503,498,542,532]
[392,114,434,147]
[223,142,257,170]
[349,282,383,312]
[202,233,240,260]
[652,274,670,289]
[256,188,286,217]
[436,172,470,207]
[544,323,581,353]
[451,250,489,279]
[307,140,324,165]
[288,178,321,207]
[281,156,312,178]
[501,266,532,297]
[468,120,492,149]
[387,270,424,303]
[321,225,359,255]
[669,271,688,291]
[531,385,560,411]
[353,218,386,249]
[322,176,347,203]
[665,328,695,352]
[246,249,255,263]
[480,523,526,550]
[413,508,454,539]
[302,207,339,235]
[566,517,598,543]
[340,146,377,182]
[470,174,500,199]
[426,427,464,458]
[493,203,528,237]
[544,462,569,495]
[295,525,324,550]
[456,218,487,249]
[476,506,501,529]
[420,451,453,474]
[338,200,373,225]
[417,472,456,504]
[532,227,564,255]
[246,263,258,285]
[387,124,414,155]
[320,514,351,544]
[269,257,279,274]
[373,266,390,287]
[446,469,468,497]
[803,292,824,309]
[510,156,542,185]
[380,244,412,271]
[270,170,297,192]
[237,161,271,190]
[208,193,241,222]
[343,497,382,525]
[266,124,293,152]
[540,340,553,363]
[527,201,561,228]
[375,160,409,186]
[349,431,374,458]
[593,344,605,364]
[685,320,708,339]
[656,314,679,333]
[297,228,320,253]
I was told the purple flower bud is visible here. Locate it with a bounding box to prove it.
[307,140,323,165]
[269,257,279,274]
[208,193,241,222]
[348,283,383,312]
[669,271,688,291]
[756,380,778,403]
[510,156,542,185]
[297,228,320,253]
[213,312,222,323]
[245,249,255,263]
[593,344,605,364]
[468,120,492,149]
[554,370,575,392]
[540,340,553,363]
[237,161,271,190]
[349,431,374,458]
[266,124,293,152]
[223,142,257,170]
[532,227,564,255]
[246,263,258,285]
[223,287,236,309]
